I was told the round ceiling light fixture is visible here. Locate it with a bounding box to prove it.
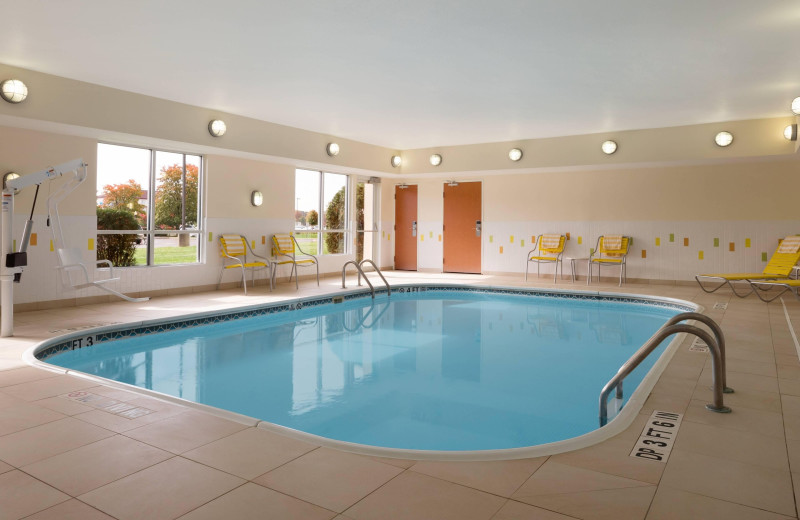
[508,148,523,161]
[792,97,800,115]
[326,142,340,156]
[714,131,733,147]
[208,119,227,137]
[0,79,28,103]
[601,140,617,155]
[429,154,442,166]
[784,124,798,141]
[391,155,402,167]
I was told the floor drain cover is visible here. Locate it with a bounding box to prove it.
[713,302,728,310]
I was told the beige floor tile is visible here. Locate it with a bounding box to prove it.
[0,470,69,520]
[87,384,145,401]
[779,378,800,397]
[778,364,800,381]
[786,438,800,472]
[783,394,800,416]
[550,436,665,484]
[363,455,416,469]
[123,410,248,454]
[698,367,780,394]
[775,353,800,366]
[639,392,691,416]
[0,416,114,467]
[0,366,61,388]
[409,457,546,497]
[491,500,575,520]
[344,471,505,520]
[1,375,97,401]
[0,402,65,436]
[256,447,403,513]
[79,457,245,520]
[725,348,777,364]
[660,450,795,516]
[683,398,785,438]
[692,384,781,413]
[0,459,12,474]
[22,434,173,496]
[722,357,777,378]
[516,484,657,520]
[785,412,800,440]
[649,376,696,400]
[660,362,703,381]
[646,485,795,520]
[73,402,187,433]
[0,390,24,410]
[672,421,788,470]
[22,499,117,520]
[183,427,317,480]
[513,460,651,500]
[177,482,336,520]
[34,395,95,415]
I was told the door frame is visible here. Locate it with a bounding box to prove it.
[442,180,483,274]
[394,183,419,271]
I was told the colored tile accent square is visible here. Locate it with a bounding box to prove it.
[499,246,504,254]
[729,242,735,252]
[261,236,265,244]
[489,235,494,243]
[30,233,37,246]
[510,235,514,243]
[50,239,54,252]
[683,237,689,247]
[520,240,525,247]
[578,236,583,245]
[208,232,213,242]
[88,238,94,250]
[699,250,704,260]
[641,250,647,258]
[714,238,719,247]
[762,252,768,262]
[382,231,385,238]
[531,235,535,244]
[429,231,433,238]
[669,233,675,242]
[438,234,442,242]
[251,240,256,249]
[566,232,570,240]
[387,233,391,241]
[420,235,424,241]
[655,237,661,246]
[745,238,751,248]
[590,248,595,255]
[12,239,16,251]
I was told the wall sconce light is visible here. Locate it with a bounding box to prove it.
[208,119,226,137]
[0,79,27,104]
[784,124,798,141]
[601,140,617,155]
[251,190,263,207]
[714,131,733,147]
[429,154,442,166]
[2,172,20,192]
[792,97,800,115]
[326,143,340,156]
[391,155,402,167]
[508,148,523,161]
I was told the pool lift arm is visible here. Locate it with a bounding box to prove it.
[1,159,87,337]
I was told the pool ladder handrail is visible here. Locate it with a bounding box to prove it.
[341,260,391,298]
[599,312,733,427]
[341,299,391,332]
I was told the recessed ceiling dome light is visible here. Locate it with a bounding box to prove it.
[508,148,523,161]
[601,140,617,155]
[714,131,733,147]
[792,97,800,115]
[0,79,27,103]
[391,155,402,167]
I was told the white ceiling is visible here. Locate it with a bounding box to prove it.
[2,1,800,149]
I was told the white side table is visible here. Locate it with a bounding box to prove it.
[563,257,589,283]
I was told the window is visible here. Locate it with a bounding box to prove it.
[96,143,202,266]
[295,169,349,255]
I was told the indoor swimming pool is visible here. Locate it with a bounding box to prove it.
[34,286,695,455]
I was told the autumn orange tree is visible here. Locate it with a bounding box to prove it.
[154,164,198,229]
[99,179,145,227]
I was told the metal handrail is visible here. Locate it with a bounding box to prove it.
[599,312,732,426]
[357,259,391,297]
[662,312,732,393]
[340,299,390,332]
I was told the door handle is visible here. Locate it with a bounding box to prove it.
[412,221,417,237]
[475,220,481,237]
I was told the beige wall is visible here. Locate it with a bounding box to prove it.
[206,155,294,220]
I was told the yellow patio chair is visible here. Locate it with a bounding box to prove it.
[525,234,566,282]
[217,234,272,294]
[271,233,319,289]
[696,236,800,297]
[588,235,631,286]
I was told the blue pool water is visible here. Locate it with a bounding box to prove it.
[45,289,684,451]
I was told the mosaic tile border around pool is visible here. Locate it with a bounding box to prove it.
[35,284,696,361]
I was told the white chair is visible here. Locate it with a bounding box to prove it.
[56,247,149,302]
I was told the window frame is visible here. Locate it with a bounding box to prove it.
[294,169,350,255]
[96,142,204,267]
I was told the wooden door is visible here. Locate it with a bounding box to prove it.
[394,185,418,271]
[443,181,481,274]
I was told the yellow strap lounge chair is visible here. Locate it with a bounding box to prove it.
[695,236,800,297]
[588,235,631,286]
[747,279,800,303]
[525,234,566,282]
[272,233,319,289]
[217,234,272,294]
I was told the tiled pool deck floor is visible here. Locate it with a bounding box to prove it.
[1,271,799,520]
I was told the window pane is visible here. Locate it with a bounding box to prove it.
[295,169,320,230]
[154,151,198,231]
[153,233,198,265]
[97,233,142,267]
[293,231,319,255]
[322,232,345,254]
[323,172,347,230]
[96,143,150,230]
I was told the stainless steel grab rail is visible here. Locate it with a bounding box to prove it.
[341,260,391,298]
[599,312,732,426]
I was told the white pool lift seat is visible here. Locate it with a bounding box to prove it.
[55,247,149,303]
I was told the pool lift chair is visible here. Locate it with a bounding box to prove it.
[588,235,631,286]
[271,233,319,289]
[218,234,273,294]
[525,234,566,282]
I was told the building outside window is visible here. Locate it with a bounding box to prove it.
[96,143,202,266]
[294,169,349,255]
